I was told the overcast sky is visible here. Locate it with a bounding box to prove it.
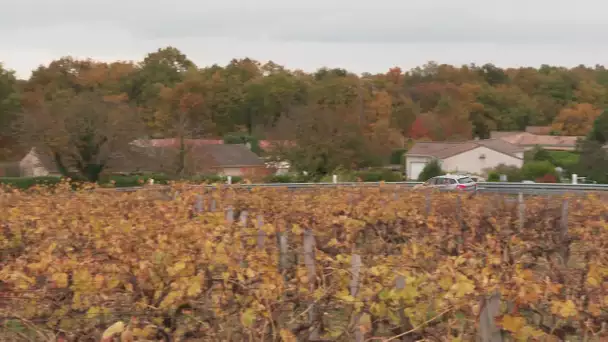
[1,0,607,78]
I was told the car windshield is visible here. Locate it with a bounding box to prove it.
[457,177,474,184]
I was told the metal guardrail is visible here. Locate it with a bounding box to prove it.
[478,182,608,193]
[111,181,608,194]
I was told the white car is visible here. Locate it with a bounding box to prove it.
[414,175,478,192]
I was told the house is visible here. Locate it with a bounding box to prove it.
[405,139,524,180]
[16,147,147,177]
[15,142,269,180]
[192,144,269,178]
[133,139,270,177]
[19,148,60,177]
[133,138,293,175]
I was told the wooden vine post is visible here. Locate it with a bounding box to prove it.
[559,198,569,265]
[350,253,363,342]
[194,194,204,213]
[277,224,288,275]
[256,214,265,250]
[518,193,525,230]
[303,229,320,340]
[478,292,503,342]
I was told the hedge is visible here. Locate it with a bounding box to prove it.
[0,176,62,189]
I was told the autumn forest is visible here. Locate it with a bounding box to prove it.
[1,46,607,180]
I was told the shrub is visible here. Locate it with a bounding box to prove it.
[487,172,500,182]
[264,174,298,183]
[0,176,62,189]
[317,169,403,183]
[417,159,444,181]
[101,173,171,187]
[355,169,403,182]
[486,164,523,182]
[190,174,243,184]
[536,173,558,183]
[521,161,559,182]
[389,149,406,165]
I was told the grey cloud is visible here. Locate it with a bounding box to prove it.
[4,0,606,44]
[2,0,608,78]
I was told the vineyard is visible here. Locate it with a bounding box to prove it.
[1,184,607,341]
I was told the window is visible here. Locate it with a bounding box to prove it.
[458,177,474,184]
[448,179,457,184]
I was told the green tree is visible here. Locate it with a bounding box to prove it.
[270,103,374,177]
[531,146,553,163]
[575,139,608,183]
[417,159,444,181]
[240,64,308,135]
[130,47,196,130]
[20,91,144,182]
[223,133,261,155]
[471,85,541,137]
[589,109,608,143]
[576,109,608,183]
[0,63,21,158]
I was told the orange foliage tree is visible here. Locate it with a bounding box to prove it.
[551,103,601,136]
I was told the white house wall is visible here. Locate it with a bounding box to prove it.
[221,167,244,177]
[19,150,50,177]
[406,155,433,180]
[441,146,523,175]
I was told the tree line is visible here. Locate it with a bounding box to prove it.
[0,46,607,182]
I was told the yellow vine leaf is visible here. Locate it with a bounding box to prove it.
[450,278,475,298]
[241,308,256,327]
[187,279,202,297]
[551,299,577,318]
[168,261,186,276]
[279,329,297,342]
[120,328,134,342]
[93,274,105,289]
[52,272,68,288]
[589,302,602,317]
[291,224,303,235]
[101,321,125,339]
[500,314,525,332]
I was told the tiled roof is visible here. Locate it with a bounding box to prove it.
[489,131,521,139]
[132,138,294,151]
[194,144,265,167]
[494,132,581,149]
[525,126,552,135]
[476,139,524,156]
[132,138,224,148]
[407,139,523,159]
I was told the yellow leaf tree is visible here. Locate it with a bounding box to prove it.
[551,103,601,136]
